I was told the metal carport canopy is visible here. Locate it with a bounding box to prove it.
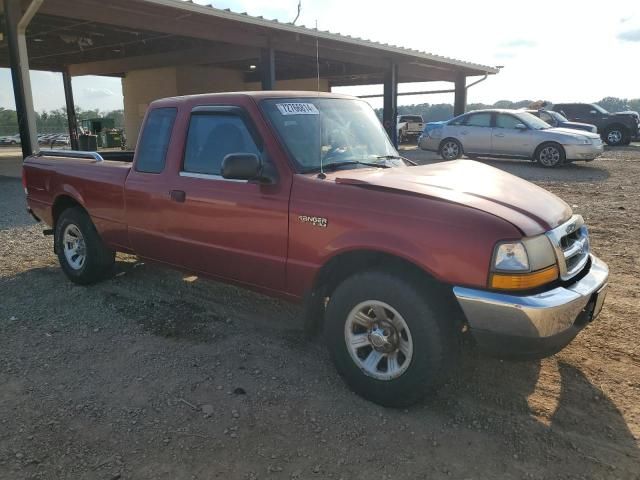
[0,0,499,155]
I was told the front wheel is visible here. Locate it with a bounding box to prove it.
[324,270,457,407]
[55,207,115,285]
[604,127,628,146]
[439,138,462,160]
[535,142,565,168]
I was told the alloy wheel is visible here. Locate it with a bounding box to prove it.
[539,146,561,167]
[442,141,460,160]
[344,300,413,381]
[63,224,87,270]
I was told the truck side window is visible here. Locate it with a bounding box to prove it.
[135,107,177,173]
[183,114,260,176]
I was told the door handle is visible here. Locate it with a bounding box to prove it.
[494,133,505,137]
[169,190,186,203]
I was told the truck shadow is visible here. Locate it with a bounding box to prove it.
[433,351,639,474]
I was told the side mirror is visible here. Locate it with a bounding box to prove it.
[221,153,263,181]
[515,123,528,130]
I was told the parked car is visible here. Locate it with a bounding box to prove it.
[418,109,603,167]
[551,103,640,146]
[0,134,21,145]
[525,109,597,133]
[397,114,424,143]
[23,92,609,407]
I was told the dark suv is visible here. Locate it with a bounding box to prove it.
[551,103,639,146]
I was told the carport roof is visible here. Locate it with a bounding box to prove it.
[0,0,498,85]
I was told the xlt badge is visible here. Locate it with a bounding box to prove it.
[298,215,328,228]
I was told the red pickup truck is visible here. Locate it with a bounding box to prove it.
[23,91,609,407]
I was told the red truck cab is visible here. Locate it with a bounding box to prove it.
[23,92,609,406]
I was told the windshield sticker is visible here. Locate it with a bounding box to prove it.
[276,103,319,115]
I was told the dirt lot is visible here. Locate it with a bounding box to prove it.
[1,145,639,479]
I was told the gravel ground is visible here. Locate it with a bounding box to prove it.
[1,145,639,479]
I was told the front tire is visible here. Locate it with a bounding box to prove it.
[604,126,628,146]
[439,138,463,160]
[324,270,457,407]
[55,207,115,285]
[535,142,565,168]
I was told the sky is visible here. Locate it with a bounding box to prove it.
[1,0,639,112]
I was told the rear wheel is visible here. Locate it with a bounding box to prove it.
[439,138,462,160]
[535,142,565,168]
[324,270,457,407]
[55,207,115,285]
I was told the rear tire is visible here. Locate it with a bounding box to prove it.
[535,142,565,168]
[55,207,115,285]
[324,270,457,407]
[439,138,463,160]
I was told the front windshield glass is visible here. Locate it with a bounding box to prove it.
[516,111,551,130]
[261,98,399,172]
[549,110,568,122]
[592,104,608,114]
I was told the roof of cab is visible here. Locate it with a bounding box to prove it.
[151,90,357,107]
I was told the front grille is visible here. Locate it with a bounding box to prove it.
[546,215,590,281]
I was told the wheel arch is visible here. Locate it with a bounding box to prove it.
[52,194,86,228]
[303,248,462,337]
[533,140,566,159]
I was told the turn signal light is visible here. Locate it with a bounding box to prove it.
[490,265,559,290]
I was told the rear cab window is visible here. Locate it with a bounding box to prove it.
[135,108,177,173]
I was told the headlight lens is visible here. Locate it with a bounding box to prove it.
[489,237,559,291]
[493,242,529,271]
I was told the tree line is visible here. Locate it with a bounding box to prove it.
[0,107,124,136]
[376,97,640,123]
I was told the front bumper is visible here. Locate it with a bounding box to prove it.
[564,142,604,161]
[453,255,609,359]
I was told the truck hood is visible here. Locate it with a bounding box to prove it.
[558,121,597,132]
[332,160,571,236]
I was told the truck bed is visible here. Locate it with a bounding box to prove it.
[23,150,132,247]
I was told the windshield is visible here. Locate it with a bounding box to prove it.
[592,104,608,114]
[548,110,568,122]
[516,111,551,130]
[261,98,399,173]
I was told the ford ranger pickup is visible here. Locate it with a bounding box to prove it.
[23,91,609,407]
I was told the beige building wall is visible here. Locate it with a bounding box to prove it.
[122,67,178,148]
[122,66,331,146]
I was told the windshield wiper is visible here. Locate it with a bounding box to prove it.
[374,154,418,166]
[316,160,390,172]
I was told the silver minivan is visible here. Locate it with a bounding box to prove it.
[418,109,604,167]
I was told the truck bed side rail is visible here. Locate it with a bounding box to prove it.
[38,149,104,162]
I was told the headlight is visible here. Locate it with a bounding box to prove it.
[566,136,592,145]
[489,236,559,290]
[493,242,529,271]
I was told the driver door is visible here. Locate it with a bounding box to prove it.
[491,113,532,156]
[162,107,290,290]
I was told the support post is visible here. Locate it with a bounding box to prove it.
[383,62,398,147]
[453,72,467,117]
[4,0,42,158]
[62,70,79,150]
[260,47,275,90]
